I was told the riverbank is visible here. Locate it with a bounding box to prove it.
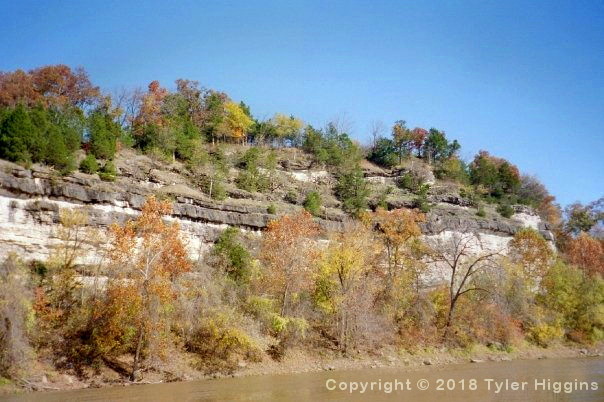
[2,342,601,397]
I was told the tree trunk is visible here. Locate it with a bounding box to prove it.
[443,297,457,341]
[131,327,144,381]
[281,284,290,316]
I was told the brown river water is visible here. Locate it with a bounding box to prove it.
[3,357,603,401]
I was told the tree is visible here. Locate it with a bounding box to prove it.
[508,228,554,281]
[132,80,169,147]
[335,168,370,216]
[372,208,426,296]
[0,65,100,108]
[314,223,378,351]
[271,113,304,146]
[565,199,603,235]
[423,128,458,163]
[211,227,252,285]
[219,101,253,143]
[410,127,428,157]
[435,157,469,184]
[260,211,320,316]
[428,231,500,340]
[0,104,34,162]
[518,175,562,226]
[367,137,398,168]
[29,65,100,107]
[565,233,604,277]
[87,107,121,159]
[469,151,521,198]
[105,197,191,379]
[392,120,413,162]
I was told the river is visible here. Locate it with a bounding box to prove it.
[3,357,603,401]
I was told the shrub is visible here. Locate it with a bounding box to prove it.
[79,154,99,174]
[187,314,262,374]
[267,204,276,214]
[99,160,117,181]
[236,147,269,192]
[476,204,486,217]
[284,190,298,204]
[303,191,322,216]
[0,256,32,378]
[435,157,469,184]
[496,202,514,218]
[413,184,431,213]
[538,261,604,343]
[211,227,252,286]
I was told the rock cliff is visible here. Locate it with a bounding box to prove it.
[0,152,554,269]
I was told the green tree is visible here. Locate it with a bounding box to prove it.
[88,108,120,159]
[211,227,252,286]
[423,128,458,163]
[45,126,76,174]
[0,105,34,163]
[335,168,370,216]
[367,137,398,168]
[303,191,322,216]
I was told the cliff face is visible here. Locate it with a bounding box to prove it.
[0,153,554,274]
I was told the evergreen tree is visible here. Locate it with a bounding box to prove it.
[88,108,120,159]
[0,105,33,162]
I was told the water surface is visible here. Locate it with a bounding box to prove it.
[4,357,603,401]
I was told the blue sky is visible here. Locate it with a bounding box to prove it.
[1,0,602,207]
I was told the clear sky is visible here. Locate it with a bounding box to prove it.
[1,0,602,207]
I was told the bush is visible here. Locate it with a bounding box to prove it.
[99,160,117,181]
[0,256,32,378]
[303,191,322,216]
[538,261,604,343]
[211,227,252,286]
[435,157,469,184]
[496,202,514,218]
[476,204,486,217]
[236,147,269,193]
[187,314,262,374]
[284,190,298,204]
[413,184,431,213]
[267,204,276,214]
[79,154,99,174]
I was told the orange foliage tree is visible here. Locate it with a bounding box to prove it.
[508,228,554,281]
[133,80,169,133]
[100,197,191,379]
[564,233,604,277]
[372,208,426,294]
[259,211,320,316]
[0,65,99,108]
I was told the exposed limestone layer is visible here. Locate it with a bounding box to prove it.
[0,159,553,264]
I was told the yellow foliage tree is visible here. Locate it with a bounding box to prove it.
[220,101,253,143]
[314,223,379,351]
[271,113,304,145]
[372,208,426,296]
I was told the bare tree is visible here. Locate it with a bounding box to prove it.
[111,86,143,129]
[369,120,386,147]
[329,112,355,136]
[427,230,501,340]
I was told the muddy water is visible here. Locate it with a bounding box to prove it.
[4,357,603,401]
